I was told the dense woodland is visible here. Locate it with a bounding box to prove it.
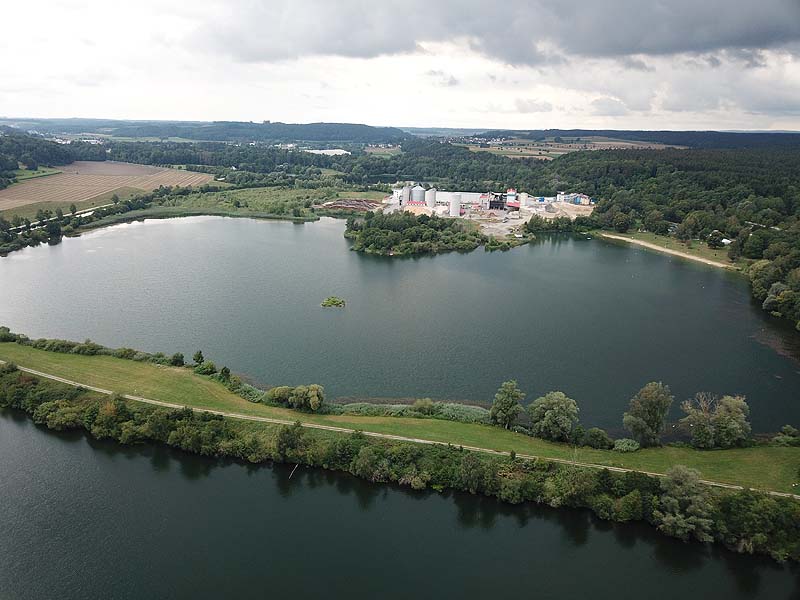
[479,129,800,149]
[344,212,488,255]
[0,119,409,144]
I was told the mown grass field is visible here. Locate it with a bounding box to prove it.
[1,342,797,493]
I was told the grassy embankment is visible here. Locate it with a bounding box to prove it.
[1,342,797,494]
[72,186,386,232]
[599,231,746,270]
[10,167,62,182]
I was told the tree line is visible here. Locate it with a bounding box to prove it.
[489,380,754,451]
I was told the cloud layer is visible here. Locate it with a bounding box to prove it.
[2,0,799,129]
[200,0,800,65]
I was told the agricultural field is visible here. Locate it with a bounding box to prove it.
[461,136,683,160]
[0,161,213,217]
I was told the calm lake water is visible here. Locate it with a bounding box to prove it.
[1,216,799,432]
[1,412,797,599]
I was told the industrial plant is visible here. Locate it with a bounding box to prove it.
[388,184,593,217]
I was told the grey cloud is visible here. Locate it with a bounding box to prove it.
[195,0,800,66]
[591,97,630,116]
[515,98,553,113]
[619,57,653,72]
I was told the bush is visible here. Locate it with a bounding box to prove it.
[412,398,435,415]
[614,438,640,453]
[194,361,217,375]
[584,427,614,449]
[265,384,324,412]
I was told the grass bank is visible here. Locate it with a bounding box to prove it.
[10,167,62,182]
[598,231,746,270]
[69,186,388,232]
[1,342,797,494]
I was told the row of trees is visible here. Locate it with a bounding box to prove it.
[2,362,797,562]
[489,380,752,450]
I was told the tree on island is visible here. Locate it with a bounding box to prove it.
[193,350,204,365]
[623,382,673,447]
[490,380,524,429]
[528,391,579,442]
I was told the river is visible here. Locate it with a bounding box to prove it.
[1,216,799,432]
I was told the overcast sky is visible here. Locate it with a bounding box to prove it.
[3,0,800,130]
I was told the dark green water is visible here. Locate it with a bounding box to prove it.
[1,412,797,599]
[1,216,799,432]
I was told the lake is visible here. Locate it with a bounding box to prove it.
[1,411,797,599]
[1,216,799,432]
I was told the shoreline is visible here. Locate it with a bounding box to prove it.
[2,358,799,564]
[1,338,798,495]
[598,232,738,270]
[6,358,796,499]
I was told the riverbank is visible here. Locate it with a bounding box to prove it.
[1,341,797,495]
[599,232,742,270]
[2,359,799,564]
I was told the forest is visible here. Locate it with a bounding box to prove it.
[344,212,487,255]
[478,129,800,149]
[0,119,409,144]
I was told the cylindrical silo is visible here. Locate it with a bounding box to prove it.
[401,185,411,205]
[425,187,437,208]
[449,192,461,217]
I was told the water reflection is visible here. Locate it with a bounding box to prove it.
[2,410,798,599]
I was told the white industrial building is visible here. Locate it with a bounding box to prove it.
[390,184,592,216]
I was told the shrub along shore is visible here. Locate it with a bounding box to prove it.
[0,329,799,563]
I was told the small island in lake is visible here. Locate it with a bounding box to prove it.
[321,296,346,307]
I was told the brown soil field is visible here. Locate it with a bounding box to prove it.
[0,161,213,213]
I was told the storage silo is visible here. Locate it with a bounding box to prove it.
[425,187,437,208]
[449,192,461,217]
[411,185,425,203]
[401,185,411,205]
